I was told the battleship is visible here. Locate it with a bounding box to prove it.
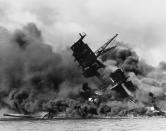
[3,33,166,119]
[71,33,137,102]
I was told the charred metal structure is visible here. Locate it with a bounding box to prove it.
[3,33,165,119]
[71,33,105,77]
[71,33,136,101]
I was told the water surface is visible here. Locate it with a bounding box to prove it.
[0,118,166,131]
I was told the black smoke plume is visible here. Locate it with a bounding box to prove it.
[101,42,154,76]
[0,23,86,114]
[1,23,166,117]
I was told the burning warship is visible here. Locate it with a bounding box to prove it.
[2,26,166,119]
[70,33,136,101]
[70,33,166,117]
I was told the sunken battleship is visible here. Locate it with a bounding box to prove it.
[70,33,136,101]
[3,33,166,119]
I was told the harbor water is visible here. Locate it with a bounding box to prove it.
[0,118,166,131]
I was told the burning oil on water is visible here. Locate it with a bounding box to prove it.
[1,23,166,119]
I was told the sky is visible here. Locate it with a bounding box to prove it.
[0,0,166,66]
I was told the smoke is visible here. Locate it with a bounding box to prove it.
[101,42,154,76]
[100,41,166,113]
[159,62,166,71]
[1,0,166,67]
[0,23,166,117]
[0,23,87,113]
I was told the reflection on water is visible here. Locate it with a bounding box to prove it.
[0,118,166,131]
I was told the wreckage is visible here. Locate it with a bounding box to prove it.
[3,33,166,119]
[71,33,137,102]
[70,33,166,117]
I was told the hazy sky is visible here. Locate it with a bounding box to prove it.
[0,0,166,66]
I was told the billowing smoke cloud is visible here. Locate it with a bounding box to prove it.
[0,23,88,113]
[1,0,166,66]
[101,42,154,76]
[0,22,166,118]
[100,41,166,112]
